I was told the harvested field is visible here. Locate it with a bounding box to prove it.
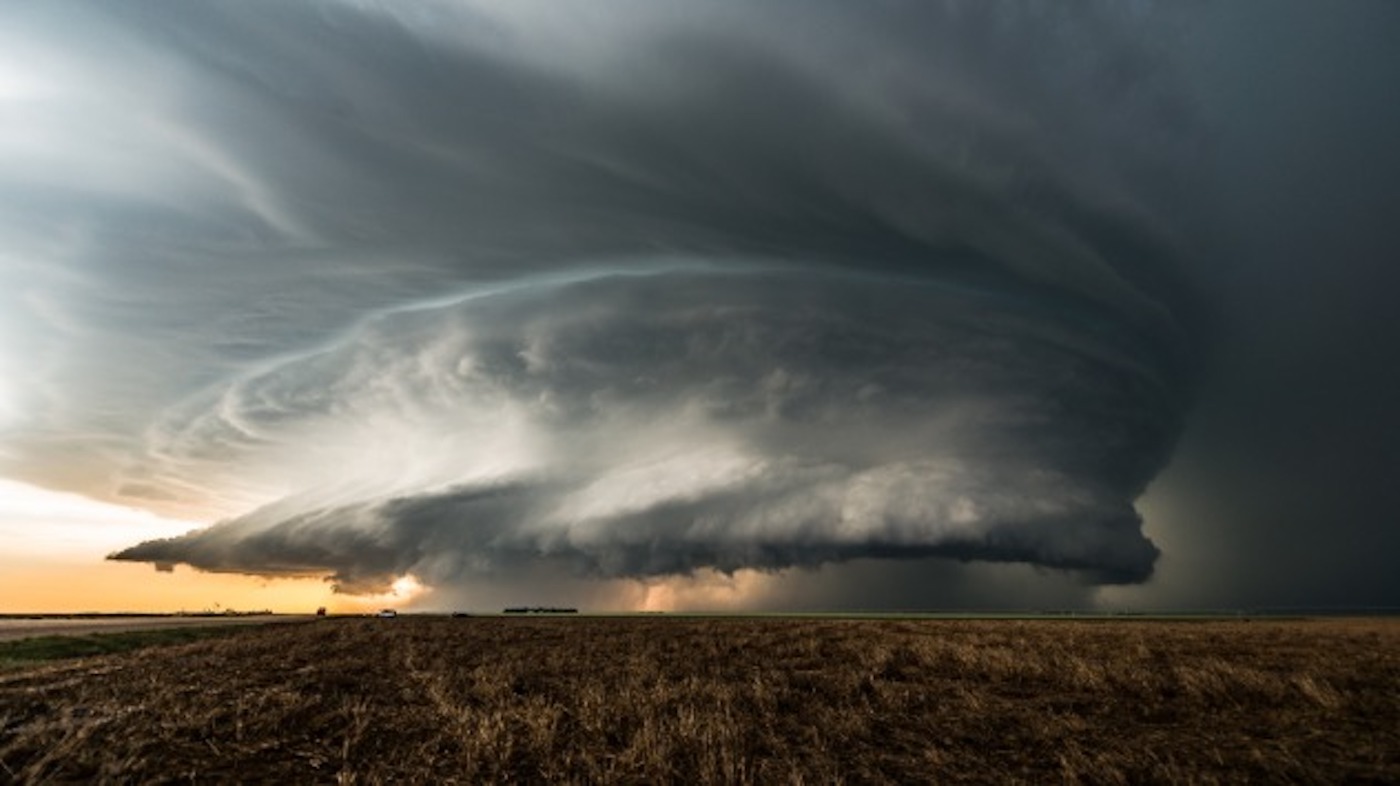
[1,617,1397,783]
[0,615,306,643]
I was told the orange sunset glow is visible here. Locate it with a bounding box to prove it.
[0,479,369,614]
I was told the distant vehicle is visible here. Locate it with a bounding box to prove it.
[451,611,471,618]
[315,607,327,617]
[376,609,397,618]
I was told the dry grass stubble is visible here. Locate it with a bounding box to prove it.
[0,617,1397,783]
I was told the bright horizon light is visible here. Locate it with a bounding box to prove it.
[0,478,357,614]
[0,478,199,558]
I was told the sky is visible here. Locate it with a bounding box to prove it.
[1,1,1397,613]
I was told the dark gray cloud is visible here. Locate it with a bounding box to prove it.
[115,270,1175,590]
[1103,1,1400,612]
[9,1,1395,608]
[10,1,1203,597]
[2,2,1200,510]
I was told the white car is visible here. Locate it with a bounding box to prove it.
[376,609,397,618]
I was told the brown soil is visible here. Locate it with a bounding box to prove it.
[1,617,1396,783]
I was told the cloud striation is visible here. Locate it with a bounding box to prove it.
[0,2,1204,596]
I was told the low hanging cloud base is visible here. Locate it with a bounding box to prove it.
[113,269,1173,594]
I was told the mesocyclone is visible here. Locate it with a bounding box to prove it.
[0,2,1208,594]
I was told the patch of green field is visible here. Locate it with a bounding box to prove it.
[0,626,258,671]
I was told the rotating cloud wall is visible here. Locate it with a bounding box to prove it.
[0,2,1205,595]
[116,267,1187,591]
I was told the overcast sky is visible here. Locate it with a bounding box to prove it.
[1,1,1397,612]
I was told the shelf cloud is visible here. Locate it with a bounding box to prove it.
[114,268,1184,591]
[3,1,1240,600]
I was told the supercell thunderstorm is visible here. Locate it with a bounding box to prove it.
[3,2,1205,595]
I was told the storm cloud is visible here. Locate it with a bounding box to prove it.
[21,0,1368,606]
[115,267,1183,591]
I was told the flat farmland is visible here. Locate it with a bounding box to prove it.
[1,617,1396,783]
[0,615,306,643]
